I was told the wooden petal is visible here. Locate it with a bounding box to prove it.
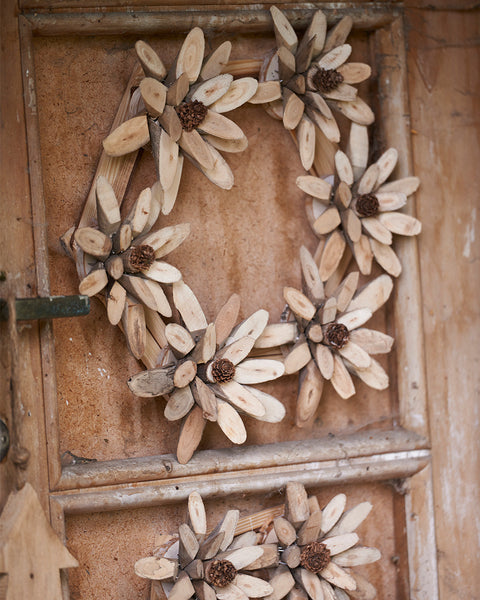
[297,510,322,546]
[322,533,359,555]
[348,328,394,354]
[254,322,298,348]
[300,245,324,302]
[143,261,182,283]
[173,280,208,332]
[103,115,149,157]
[329,97,375,126]
[330,355,355,398]
[297,115,316,171]
[323,15,353,53]
[278,46,296,82]
[158,129,179,191]
[74,227,112,261]
[377,212,422,236]
[348,274,393,313]
[321,297,336,325]
[374,147,398,187]
[176,27,205,83]
[334,150,354,185]
[135,40,167,80]
[332,271,359,313]
[321,493,346,534]
[198,110,244,140]
[248,80,282,104]
[341,209,361,244]
[210,78,258,113]
[243,386,286,423]
[319,231,346,282]
[317,44,352,70]
[235,575,273,598]
[376,191,407,211]
[127,366,175,398]
[216,399,247,443]
[192,74,233,106]
[370,238,402,277]
[307,108,340,143]
[177,405,206,464]
[361,216,393,245]
[234,359,285,384]
[313,207,341,235]
[306,10,327,58]
[357,164,379,195]
[215,293,241,346]
[346,123,369,181]
[322,83,358,102]
[106,281,126,325]
[165,386,195,421]
[296,175,332,200]
[343,569,376,600]
[315,343,334,379]
[336,308,372,331]
[337,62,371,84]
[191,323,217,364]
[214,584,248,600]
[217,509,241,551]
[352,234,373,275]
[332,546,381,567]
[296,360,323,427]
[284,287,316,321]
[318,581,336,600]
[204,133,248,154]
[178,523,200,568]
[125,187,152,237]
[265,565,295,600]
[319,562,356,591]
[304,91,333,119]
[217,381,265,420]
[194,143,234,190]
[188,491,207,536]
[298,569,323,600]
[140,77,167,117]
[200,41,232,80]
[274,516,297,546]
[105,253,123,279]
[328,502,372,536]
[225,545,264,570]
[179,129,215,170]
[95,176,120,235]
[144,306,168,347]
[121,274,171,315]
[143,181,162,233]
[140,223,191,258]
[228,531,258,551]
[378,176,420,196]
[283,90,305,130]
[159,104,183,140]
[134,556,178,581]
[270,6,298,53]
[191,377,218,421]
[122,296,146,359]
[295,32,317,74]
[165,323,195,356]
[217,336,255,365]
[227,309,269,345]
[351,357,389,390]
[284,340,312,375]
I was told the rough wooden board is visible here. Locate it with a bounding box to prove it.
[405,6,480,598]
[0,1,50,513]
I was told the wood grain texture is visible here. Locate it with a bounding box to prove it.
[405,6,480,598]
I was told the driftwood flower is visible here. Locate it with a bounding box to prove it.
[128,292,286,463]
[299,139,422,278]
[102,29,259,212]
[134,491,275,600]
[266,482,380,599]
[71,175,190,359]
[255,245,393,427]
[259,6,373,170]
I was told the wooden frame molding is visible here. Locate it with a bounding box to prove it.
[17,4,437,598]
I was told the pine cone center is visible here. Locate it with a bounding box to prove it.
[122,244,155,272]
[206,559,237,587]
[300,541,331,573]
[324,322,350,349]
[312,67,344,93]
[176,100,208,132]
[211,358,236,383]
[355,193,379,217]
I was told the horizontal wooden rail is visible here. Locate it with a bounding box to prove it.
[23,4,400,36]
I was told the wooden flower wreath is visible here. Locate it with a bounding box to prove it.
[134,483,381,600]
[64,6,421,465]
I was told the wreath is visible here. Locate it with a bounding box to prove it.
[65,6,421,465]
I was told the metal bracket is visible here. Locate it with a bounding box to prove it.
[0,295,90,321]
